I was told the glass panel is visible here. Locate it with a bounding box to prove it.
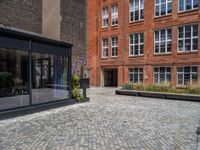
[168,2,172,13]
[156,5,160,16]
[193,38,198,50]
[179,0,184,11]
[32,52,69,104]
[193,0,199,8]
[178,40,184,51]
[0,48,29,111]
[185,39,191,51]
[193,25,198,37]
[178,74,183,85]
[186,0,191,10]
[179,27,184,38]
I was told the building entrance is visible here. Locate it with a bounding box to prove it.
[104,69,118,87]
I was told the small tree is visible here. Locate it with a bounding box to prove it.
[71,74,81,100]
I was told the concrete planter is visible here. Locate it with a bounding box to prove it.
[116,89,200,102]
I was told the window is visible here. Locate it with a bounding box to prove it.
[111,4,118,26]
[129,0,144,22]
[179,0,199,12]
[177,66,198,85]
[154,67,171,84]
[111,37,118,57]
[102,38,109,58]
[129,33,144,56]
[155,0,172,17]
[178,25,198,52]
[154,29,172,54]
[129,68,143,83]
[102,7,108,28]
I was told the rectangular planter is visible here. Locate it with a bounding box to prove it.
[116,89,200,102]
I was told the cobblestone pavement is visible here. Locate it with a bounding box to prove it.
[0,88,200,150]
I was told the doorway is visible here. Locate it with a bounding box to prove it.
[104,69,118,87]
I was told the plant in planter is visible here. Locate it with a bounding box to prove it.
[0,72,15,97]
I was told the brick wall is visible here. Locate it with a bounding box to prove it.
[61,0,87,65]
[0,0,42,33]
[87,0,200,87]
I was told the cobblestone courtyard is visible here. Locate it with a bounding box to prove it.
[0,88,200,150]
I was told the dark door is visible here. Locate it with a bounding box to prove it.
[104,69,118,87]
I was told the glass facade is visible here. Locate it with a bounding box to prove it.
[0,28,72,112]
[32,52,69,104]
[0,48,29,110]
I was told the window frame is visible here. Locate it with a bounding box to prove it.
[102,38,109,58]
[111,36,118,57]
[176,66,198,86]
[154,28,172,54]
[129,32,144,56]
[102,7,109,28]
[154,0,172,17]
[128,67,144,83]
[129,0,144,23]
[153,67,171,84]
[178,0,199,12]
[111,4,118,26]
[178,24,198,52]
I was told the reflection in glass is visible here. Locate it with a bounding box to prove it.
[0,48,29,111]
[32,52,69,104]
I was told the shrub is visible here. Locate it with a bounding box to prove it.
[145,84,170,92]
[0,72,14,89]
[134,84,145,91]
[187,87,200,95]
[71,74,81,99]
[122,83,134,90]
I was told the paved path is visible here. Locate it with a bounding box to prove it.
[0,88,200,150]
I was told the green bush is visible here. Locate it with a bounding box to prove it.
[71,75,81,99]
[187,87,200,94]
[0,72,14,89]
[134,84,145,91]
[122,83,134,90]
[145,84,170,92]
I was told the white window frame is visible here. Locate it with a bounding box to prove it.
[178,0,199,12]
[154,28,172,54]
[129,68,144,83]
[129,33,144,56]
[111,4,118,26]
[102,38,109,58]
[102,7,109,28]
[129,0,144,22]
[153,67,171,84]
[111,36,118,57]
[155,0,172,17]
[178,24,198,52]
[177,66,198,86]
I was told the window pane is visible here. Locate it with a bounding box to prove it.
[193,25,198,37]
[185,26,191,38]
[186,0,192,10]
[155,43,159,53]
[32,53,69,104]
[178,40,184,51]
[168,2,172,13]
[161,3,166,15]
[193,38,198,50]
[178,74,183,85]
[185,39,191,51]
[179,0,184,11]
[193,0,199,8]
[0,49,29,111]
[179,27,184,38]
[156,5,160,16]
[167,41,171,52]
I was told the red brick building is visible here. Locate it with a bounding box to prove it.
[87,0,200,88]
